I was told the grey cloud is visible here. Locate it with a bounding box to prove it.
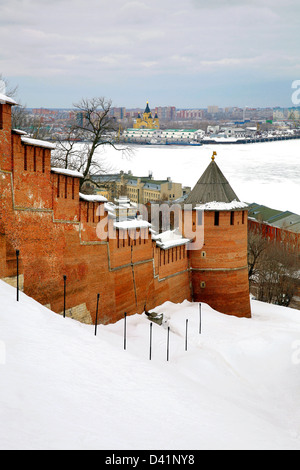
[1,0,299,107]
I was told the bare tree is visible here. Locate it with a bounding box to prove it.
[52,97,132,192]
[0,73,18,98]
[248,227,269,280]
[1,73,49,138]
[248,226,299,307]
[52,124,83,170]
[0,74,25,130]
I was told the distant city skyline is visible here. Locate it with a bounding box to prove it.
[1,0,300,109]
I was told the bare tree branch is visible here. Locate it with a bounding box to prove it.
[51,96,133,192]
[248,226,299,307]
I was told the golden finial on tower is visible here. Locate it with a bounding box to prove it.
[212,151,217,161]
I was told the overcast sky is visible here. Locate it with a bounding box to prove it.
[1,0,300,108]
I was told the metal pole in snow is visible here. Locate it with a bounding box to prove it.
[63,275,67,318]
[124,312,127,350]
[95,293,100,336]
[167,326,170,361]
[185,319,188,351]
[199,303,202,334]
[16,250,20,302]
[149,322,153,360]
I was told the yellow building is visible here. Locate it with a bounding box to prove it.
[133,101,159,129]
[90,172,189,204]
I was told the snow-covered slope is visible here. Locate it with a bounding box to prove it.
[0,280,300,450]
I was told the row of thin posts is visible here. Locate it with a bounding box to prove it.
[14,250,203,362]
[124,303,202,362]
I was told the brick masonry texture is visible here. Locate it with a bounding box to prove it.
[0,101,251,324]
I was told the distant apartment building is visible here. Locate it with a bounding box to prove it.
[154,106,177,121]
[89,171,190,204]
[32,108,57,117]
[176,109,204,120]
[109,107,127,120]
[207,105,219,114]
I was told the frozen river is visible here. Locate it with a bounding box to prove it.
[93,140,300,214]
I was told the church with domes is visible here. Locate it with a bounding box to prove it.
[133,101,159,129]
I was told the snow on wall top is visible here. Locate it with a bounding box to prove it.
[114,219,151,230]
[22,136,56,150]
[194,200,248,211]
[152,229,190,250]
[0,93,18,105]
[79,192,108,202]
[51,167,84,178]
[12,129,28,135]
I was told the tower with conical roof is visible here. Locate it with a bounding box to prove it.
[183,151,251,318]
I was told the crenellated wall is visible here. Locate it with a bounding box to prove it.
[0,99,250,323]
[0,101,192,323]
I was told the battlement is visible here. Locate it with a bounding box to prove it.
[0,98,251,322]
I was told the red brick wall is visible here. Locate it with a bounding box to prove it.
[0,102,250,322]
[248,218,300,255]
[0,103,13,172]
[12,135,53,210]
[188,210,251,318]
[0,123,192,323]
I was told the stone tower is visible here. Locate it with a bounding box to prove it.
[183,152,251,318]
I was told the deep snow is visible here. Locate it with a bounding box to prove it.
[0,280,300,450]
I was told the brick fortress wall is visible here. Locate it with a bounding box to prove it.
[0,102,191,324]
[0,100,251,323]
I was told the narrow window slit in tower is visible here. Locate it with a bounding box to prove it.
[0,104,3,129]
[42,149,45,173]
[24,146,28,171]
[230,211,234,225]
[214,211,219,226]
[33,147,37,172]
